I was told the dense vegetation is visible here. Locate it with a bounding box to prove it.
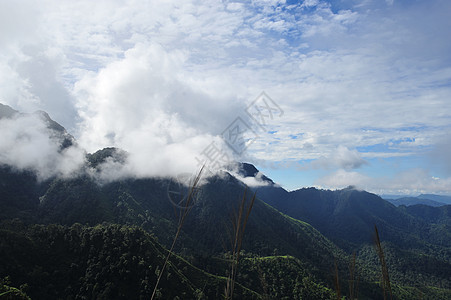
[0,221,261,299]
[0,220,344,299]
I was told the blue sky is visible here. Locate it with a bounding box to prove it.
[1,0,450,194]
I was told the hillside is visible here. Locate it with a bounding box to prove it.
[249,176,451,292]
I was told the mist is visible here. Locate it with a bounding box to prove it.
[0,111,85,181]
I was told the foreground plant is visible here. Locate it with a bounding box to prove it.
[224,188,256,300]
[151,167,204,300]
[374,225,392,300]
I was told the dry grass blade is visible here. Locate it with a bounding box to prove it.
[374,225,392,300]
[224,188,256,300]
[150,166,204,300]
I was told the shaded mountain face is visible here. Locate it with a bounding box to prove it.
[4,165,344,278]
[0,166,41,221]
[402,204,451,225]
[0,161,349,298]
[253,182,451,251]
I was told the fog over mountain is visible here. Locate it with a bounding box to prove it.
[0,103,235,182]
[0,104,85,180]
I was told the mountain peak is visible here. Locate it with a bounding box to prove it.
[34,110,67,134]
[236,162,259,177]
[0,103,18,119]
[87,147,128,168]
[235,162,274,185]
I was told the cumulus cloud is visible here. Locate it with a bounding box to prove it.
[0,112,85,180]
[73,42,244,178]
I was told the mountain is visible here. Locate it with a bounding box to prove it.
[246,168,451,292]
[236,162,274,184]
[254,186,439,249]
[402,204,451,225]
[0,103,76,151]
[1,163,343,298]
[1,145,343,272]
[0,103,18,118]
[0,148,344,298]
[382,193,451,207]
[418,194,451,205]
[1,106,451,299]
[385,196,446,207]
[8,165,346,281]
[246,172,451,250]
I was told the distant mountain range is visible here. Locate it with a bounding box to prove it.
[1,104,451,299]
[382,194,451,207]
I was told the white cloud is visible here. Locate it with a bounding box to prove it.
[311,146,367,170]
[230,170,271,187]
[74,42,244,178]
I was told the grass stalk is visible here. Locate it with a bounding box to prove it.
[150,167,204,300]
[374,225,392,300]
[224,188,256,300]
